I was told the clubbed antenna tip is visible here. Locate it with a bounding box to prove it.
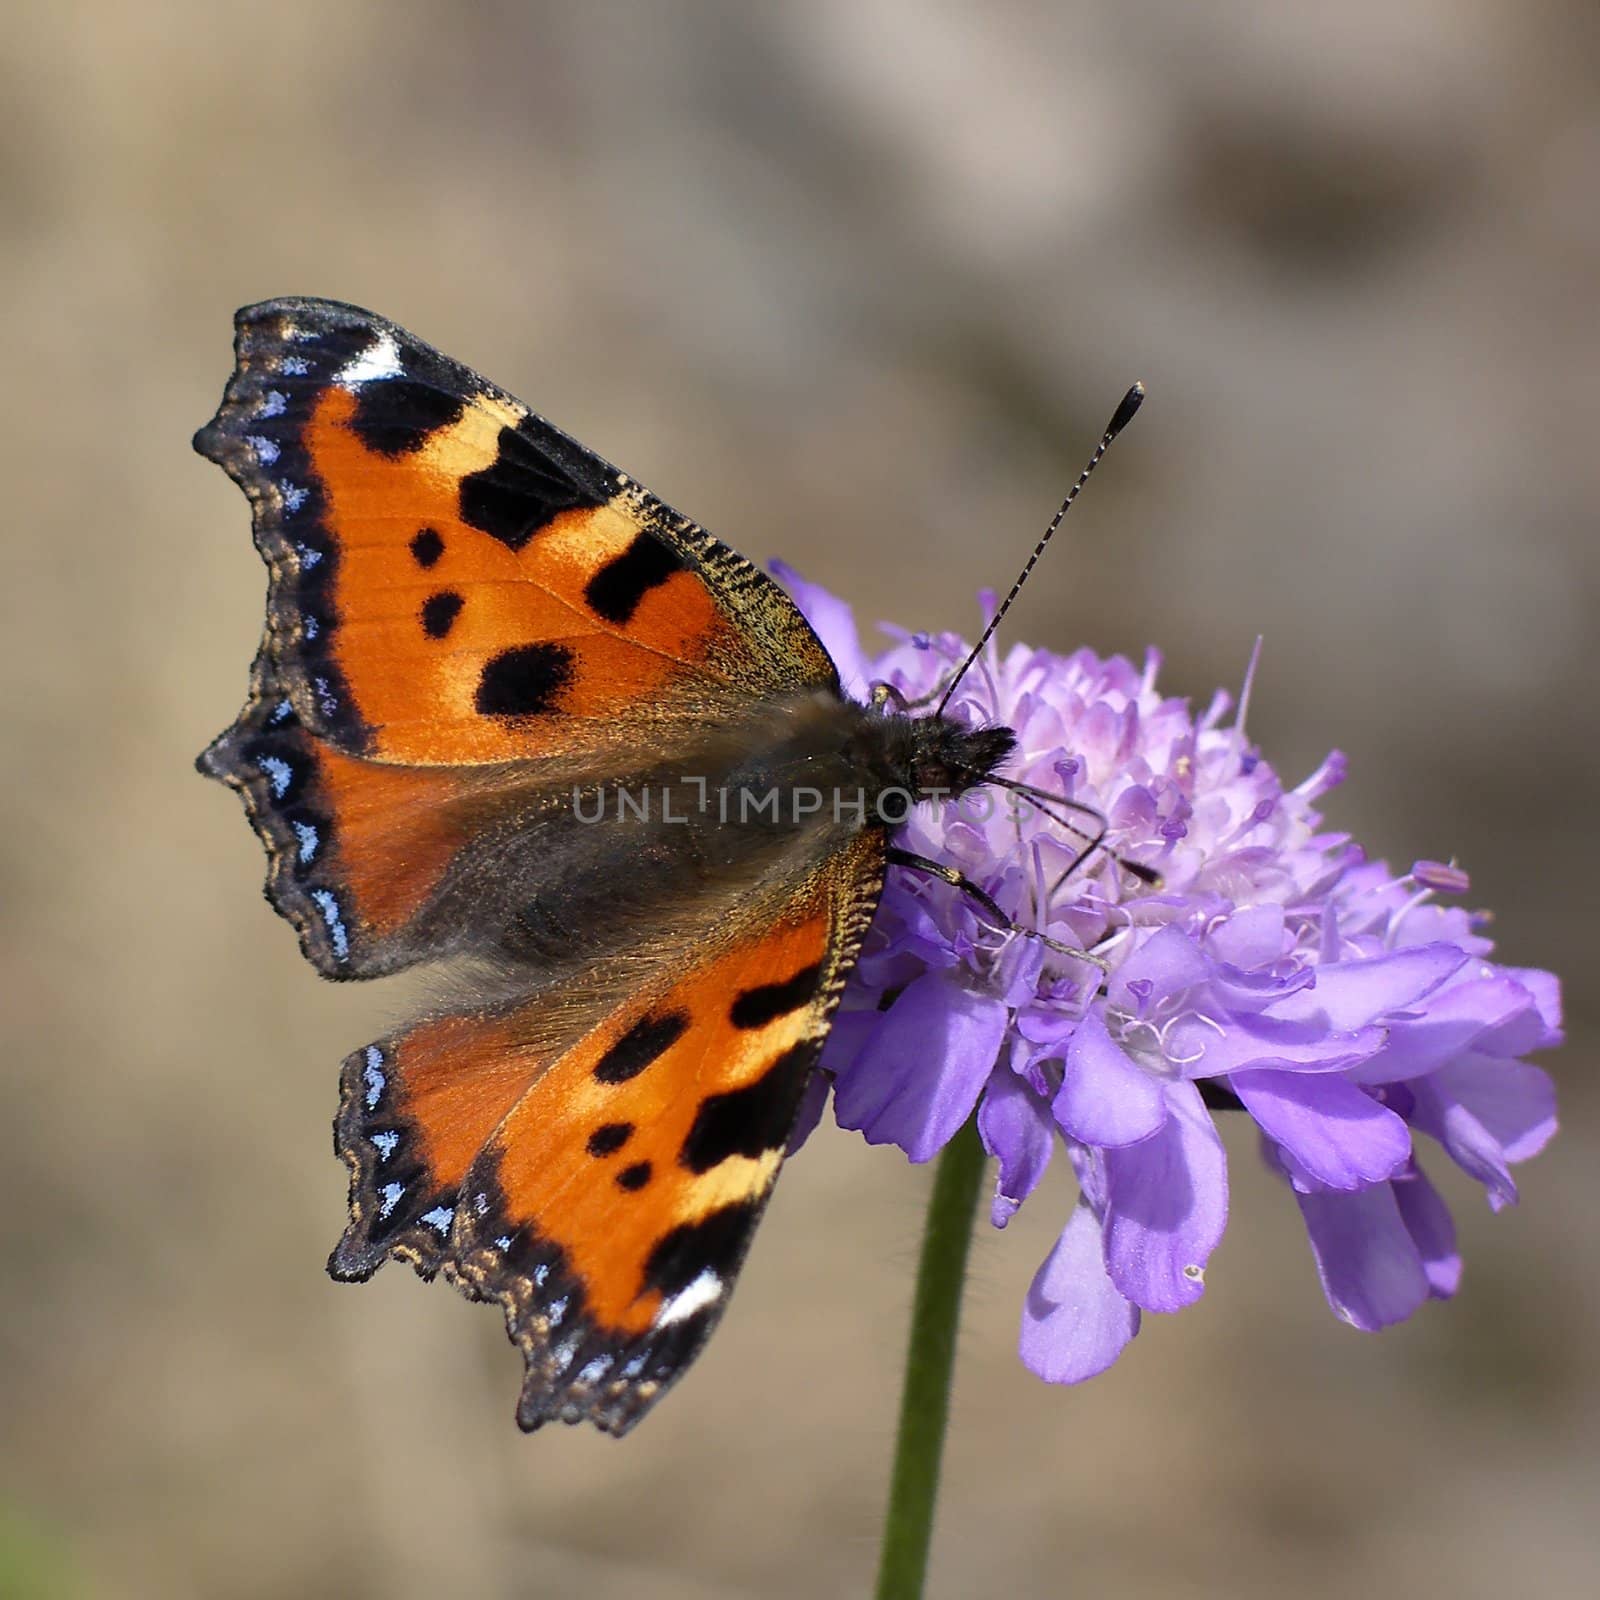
[1106,382,1145,442]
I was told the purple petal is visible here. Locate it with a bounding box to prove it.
[1265,943,1467,1031]
[1435,1057,1559,1162]
[1108,924,1210,1011]
[1295,1182,1430,1330]
[1473,969,1565,1056]
[832,971,1009,1162]
[1500,966,1563,1042]
[1205,904,1288,969]
[785,1066,832,1156]
[992,934,1046,1009]
[769,561,871,698]
[1407,1057,1557,1211]
[816,1006,879,1078]
[1015,994,1092,1047]
[1392,1164,1461,1298]
[1232,1069,1411,1190]
[1020,1200,1141,1383]
[1068,1139,1111,1216]
[1347,975,1542,1084]
[1103,1080,1228,1312]
[1053,1008,1168,1147]
[1209,959,1318,1015]
[978,1061,1055,1228]
[1165,1012,1386,1078]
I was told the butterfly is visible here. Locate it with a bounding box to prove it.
[195,299,1024,1434]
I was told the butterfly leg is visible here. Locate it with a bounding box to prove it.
[884,847,1108,970]
[886,846,1006,922]
[870,679,954,714]
[987,779,1162,893]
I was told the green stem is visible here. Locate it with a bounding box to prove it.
[874,1115,987,1600]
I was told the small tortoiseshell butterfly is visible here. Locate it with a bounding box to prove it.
[197,299,1134,1434]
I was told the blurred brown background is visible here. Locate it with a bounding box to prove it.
[3,2,1595,1596]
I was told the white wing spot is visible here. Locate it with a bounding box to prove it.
[256,755,292,798]
[371,1131,399,1161]
[281,482,308,513]
[259,389,287,419]
[549,1336,580,1376]
[296,542,323,569]
[247,434,280,465]
[281,355,311,376]
[494,1234,512,1250]
[546,1295,569,1329]
[654,1269,722,1329]
[421,1206,454,1234]
[363,1045,386,1109]
[311,889,349,960]
[336,329,402,388]
[291,821,319,863]
[532,1263,550,1288]
[576,1356,614,1385]
[378,1182,404,1218]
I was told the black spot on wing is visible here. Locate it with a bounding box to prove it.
[729,962,823,1030]
[586,1122,634,1158]
[475,642,575,717]
[410,527,444,567]
[643,1201,760,1296]
[583,532,686,624]
[679,1045,811,1174]
[593,1012,690,1085]
[421,591,464,639]
[458,418,611,552]
[350,378,467,457]
[616,1161,653,1191]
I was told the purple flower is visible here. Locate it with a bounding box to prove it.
[777,566,1562,1384]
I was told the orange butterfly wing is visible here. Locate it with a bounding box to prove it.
[198,300,891,1431]
[198,651,483,976]
[331,834,882,1433]
[195,298,834,767]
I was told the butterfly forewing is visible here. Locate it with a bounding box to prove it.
[194,297,837,767]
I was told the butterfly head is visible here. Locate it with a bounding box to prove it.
[883,713,1016,802]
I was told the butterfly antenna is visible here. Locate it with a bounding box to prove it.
[935,382,1146,717]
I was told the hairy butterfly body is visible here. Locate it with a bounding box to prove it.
[197,299,1014,1433]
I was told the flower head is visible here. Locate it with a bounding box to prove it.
[775,564,1561,1384]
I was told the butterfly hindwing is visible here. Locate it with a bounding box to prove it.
[331,832,884,1434]
[194,297,837,769]
[197,650,492,977]
[329,1009,541,1280]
